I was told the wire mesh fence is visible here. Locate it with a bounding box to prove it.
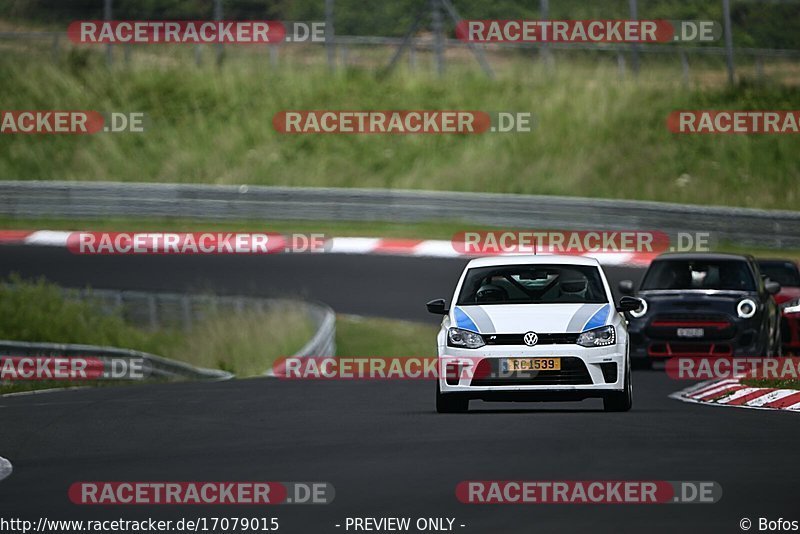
[1,0,799,83]
[61,287,308,332]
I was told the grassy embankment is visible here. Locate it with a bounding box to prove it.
[0,43,798,209]
[0,276,438,393]
[0,276,314,392]
[741,378,800,391]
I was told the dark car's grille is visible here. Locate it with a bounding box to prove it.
[647,342,733,357]
[646,313,735,341]
[484,333,579,345]
[470,357,591,386]
[650,313,732,325]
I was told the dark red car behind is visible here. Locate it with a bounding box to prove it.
[758,259,800,354]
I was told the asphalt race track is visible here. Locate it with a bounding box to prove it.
[0,245,646,322]
[0,246,798,533]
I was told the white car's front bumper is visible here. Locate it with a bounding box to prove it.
[438,344,626,398]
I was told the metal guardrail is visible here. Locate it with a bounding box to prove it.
[292,303,336,359]
[0,340,233,381]
[1,181,799,248]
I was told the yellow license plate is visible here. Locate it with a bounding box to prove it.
[504,358,561,372]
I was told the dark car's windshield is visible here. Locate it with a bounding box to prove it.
[758,261,800,287]
[641,259,756,291]
[457,264,608,305]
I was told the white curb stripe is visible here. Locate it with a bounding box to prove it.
[327,237,381,254]
[671,379,800,413]
[745,389,797,407]
[693,382,742,399]
[0,456,12,482]
[685,379,738,398]
[24,230,71,246]
[715,387,761,404]
[6,231,655,266]
[412,240,461,258]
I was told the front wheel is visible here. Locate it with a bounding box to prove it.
[603,360,632,412]
[436,382,469,413]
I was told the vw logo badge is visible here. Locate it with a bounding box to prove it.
[523,331,538,346]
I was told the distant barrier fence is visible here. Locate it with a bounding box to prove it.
[0,28,800,84]
[1,181,799,248]
[2,29,799,82]
[60,288,315,332]
[0,288,337,382]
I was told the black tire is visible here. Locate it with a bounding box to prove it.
[603,360,632,412]
[436,382,469,413]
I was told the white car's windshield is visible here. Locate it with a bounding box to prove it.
[457,264,608,305]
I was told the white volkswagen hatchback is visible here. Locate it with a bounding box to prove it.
[427,255,640,413]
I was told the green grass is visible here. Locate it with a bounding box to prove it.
[0,277,439,393]
[0,46,799,209]
[336,315,439,357]
[741,378,800,391]
[0,274,168,350]
[0,276,314,393]
[165,304,314,377]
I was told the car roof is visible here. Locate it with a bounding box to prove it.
[653,252,752,262]
[465,255,601,268]
[758,258,799,266]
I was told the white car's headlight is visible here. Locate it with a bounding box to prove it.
[737,298,757,319]
[781,298,800,314]
[577,325,616,347]
[629,298,648,318]
[447,327,485,349]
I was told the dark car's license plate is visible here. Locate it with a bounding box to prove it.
[677,328,705,338]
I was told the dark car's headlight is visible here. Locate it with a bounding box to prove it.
[576,325,616,347]
[781,298,800,314]
[737,298,757,319]
[447,327,485,349]
[629,298,647,318]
